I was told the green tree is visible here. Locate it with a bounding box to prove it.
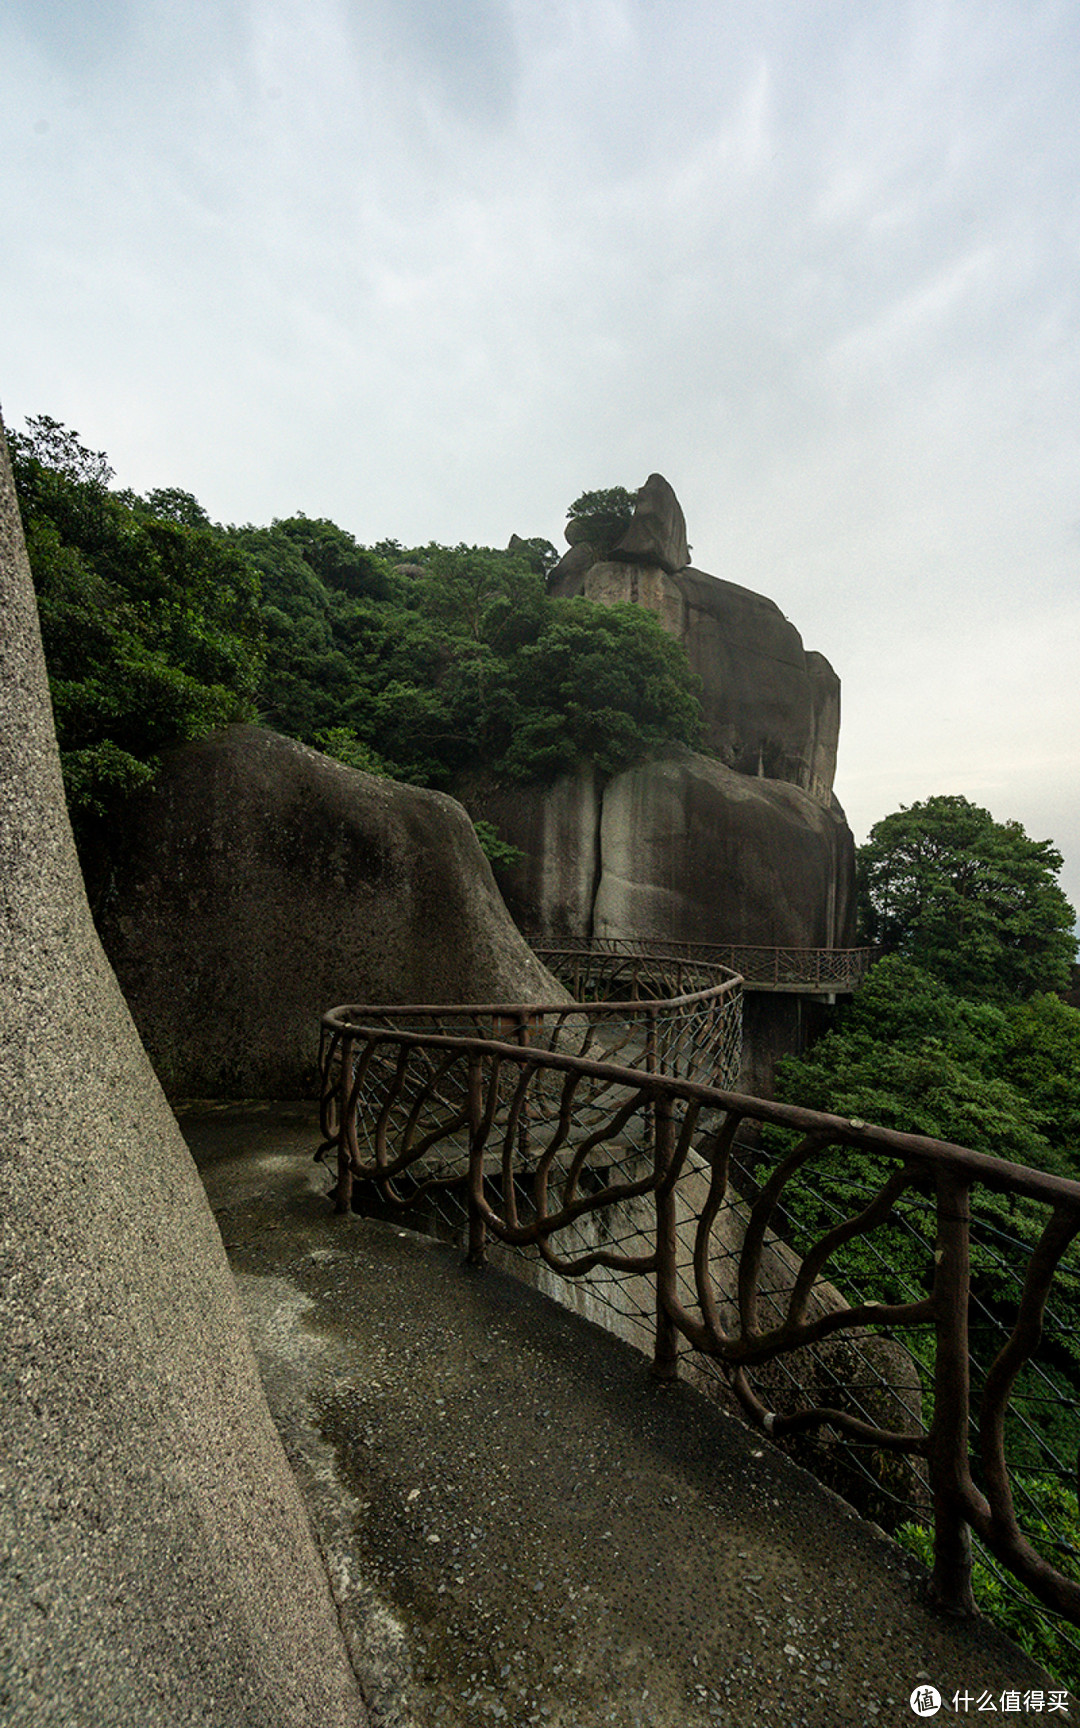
[137,487,213,530]
[507,534,559,577]
[269,515,394,601]
[9,414,113,489]
[501,598,702,783]
[772,953,1080,1684]
[10,418,263,881]
[565,486,635,556]
[775,956,1069,1176]
[996,991,1080,1151]
[240,525,704,792]
[858,795,1076,1001]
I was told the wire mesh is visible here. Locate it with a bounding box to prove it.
[317,945,1080,1671]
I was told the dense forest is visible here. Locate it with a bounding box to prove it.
[769,794,1079,1679]
[7,417,701,877]
[11,413,1080,1676]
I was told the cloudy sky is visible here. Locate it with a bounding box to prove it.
[3,0,1079,914]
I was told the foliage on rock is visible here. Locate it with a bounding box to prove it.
[565,486,635,556]
[9,417,263,868]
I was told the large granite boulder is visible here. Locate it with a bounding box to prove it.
[610,471,689,573]
[547,475,840,807]
[467,748,856,951]
[0,419,369,1724]
[674,570,840,806]
[595,752,855,947]
[97,725,562,1098]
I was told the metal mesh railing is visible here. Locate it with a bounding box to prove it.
[528,934,877,993]
[316,948,1080,1672]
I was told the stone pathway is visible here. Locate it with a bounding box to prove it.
[183,1104,1057,1728]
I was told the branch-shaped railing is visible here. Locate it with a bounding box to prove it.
[527,934,877,993]
[318,958,1080,1640]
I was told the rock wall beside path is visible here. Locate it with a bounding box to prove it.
[469,747,857,953]
[97,724,564,1098]
[0,414,371,1725]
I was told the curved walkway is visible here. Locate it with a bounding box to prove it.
[184,1103,1053,1728]
[529,936,877,994]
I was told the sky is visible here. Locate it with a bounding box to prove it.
[3,0,1079,917]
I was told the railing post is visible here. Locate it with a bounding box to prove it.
[466,1052,487,1267]
[516,1014,533,1170]
[929,1168,976,1614]
[335,1034,354,1215]
[652,1090,680,1381]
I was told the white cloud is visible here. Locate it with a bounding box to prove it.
[2,0,1078,902]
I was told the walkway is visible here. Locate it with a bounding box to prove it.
[529,937,877,995]
[184,1103,1054,1728]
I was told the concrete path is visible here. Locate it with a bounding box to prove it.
[182,1104,1056,1728]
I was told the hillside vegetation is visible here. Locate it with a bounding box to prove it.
[772,796,1079,1680]
[9,416,702,880]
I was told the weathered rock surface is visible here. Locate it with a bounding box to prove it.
[676,568,841,805]
[0,419,369,1725]
[610,470,690,572]
[97,725,563,1098]
[546,538,599,591]
[594,751,854,946]
[549,474,841,806]
[471,748,856,951]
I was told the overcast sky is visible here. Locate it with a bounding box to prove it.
[3,0,1079,917]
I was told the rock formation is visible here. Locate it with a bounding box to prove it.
[472,748,854,949]
[96,725,563,1098]
[0,416,370,1722]
[549,474,840,808]
[472,475,855,956]
[610,470,690,573]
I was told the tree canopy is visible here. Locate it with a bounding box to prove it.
[8,417,263,874]
[775,955,1078,1178]
[857,794,1077,1001]
[10,418,704,869]
[239,529,702,790]
[564,486,635,556]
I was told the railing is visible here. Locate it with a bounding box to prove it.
[317,955,1080,1647]
[318,958,743,1226]
[527,934,877,993]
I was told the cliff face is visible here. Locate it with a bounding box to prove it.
[471,749,856,949]
[479,474,855,952]
[0,419,369,1725]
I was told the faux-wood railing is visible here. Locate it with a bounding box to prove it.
[526,934,877,993]
[318,955,1079,1636]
